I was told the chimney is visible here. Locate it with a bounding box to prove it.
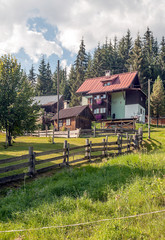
[64,100,69,109]
[105,70,111,76]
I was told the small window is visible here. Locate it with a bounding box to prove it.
[59,120,63,127]
[100,108,106,113]
[101,94,106,99]
[94,108,99,114]
[104,82,111,86]
[66,118,71,126]
[141,97,143,102]
[140,109,142,114]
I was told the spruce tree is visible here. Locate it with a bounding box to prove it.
[159,36,165,85]
[70,38,88,106]
[36,57,47,95]
[46,62,53,95]
[69,65,77,106]
[150,76,165,126]
[28,64,36,88]
[126,33,143,76]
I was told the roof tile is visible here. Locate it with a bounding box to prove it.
[76,72,138,94]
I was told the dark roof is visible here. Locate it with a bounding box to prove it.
[33,95,63,106]
[76,71,139,94]
[52,105,95,120]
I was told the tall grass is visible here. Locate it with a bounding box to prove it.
[0,128,165,239]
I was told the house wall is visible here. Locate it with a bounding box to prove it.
[82,96,89,105]
[111,92,125,119]
[125,104,145,123]
[54,117,76,131]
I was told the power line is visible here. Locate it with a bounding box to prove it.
[0,209,164,233]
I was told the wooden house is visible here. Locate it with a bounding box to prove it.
[76,71,146,123]
[51,105,95,130]
[33,95,63,113]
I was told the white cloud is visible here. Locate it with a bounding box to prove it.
[0,0,165,61]
[0,24,63,62]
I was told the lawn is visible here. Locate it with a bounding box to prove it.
[0,127,165,239]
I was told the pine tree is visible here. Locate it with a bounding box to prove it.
[150,76,165,126]
[70,38,88,106]
[36,57,47,95]
[85,53,94,79]
[69,65,77,106]
[28,64,36,88]
[159,36,165,85]
[46,62,53,95]
[92,43,104,77]
[142,27,159,92]
[126,33,143,76]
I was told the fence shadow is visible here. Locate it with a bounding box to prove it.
[0,162,163,223]
[142,138,162,152]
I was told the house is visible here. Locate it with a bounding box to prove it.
[76,71,146,123]
[33,95,63,113]
[33,95,64,128]
[51,105,95,130]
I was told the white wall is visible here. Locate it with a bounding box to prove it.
[125,104,145,123]
[82,96,88,105]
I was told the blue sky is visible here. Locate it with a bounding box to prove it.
[0,0,165,74]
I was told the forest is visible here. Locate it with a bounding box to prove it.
[28,27,165,115]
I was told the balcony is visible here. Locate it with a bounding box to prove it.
[96,99,102,105]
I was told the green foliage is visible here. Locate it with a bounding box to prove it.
[0,55,40,146]
[151,76,165,118]
[28,64,36,88]
[36,57,52,95]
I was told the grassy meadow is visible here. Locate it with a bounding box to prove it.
[0,126,165,239]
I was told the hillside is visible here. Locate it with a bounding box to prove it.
[0,127,165,239]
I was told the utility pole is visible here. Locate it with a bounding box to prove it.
[57,60,60,131]
[148,79,151,139]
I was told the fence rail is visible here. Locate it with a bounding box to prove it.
[0,128,143,185]
[26,127,137,138]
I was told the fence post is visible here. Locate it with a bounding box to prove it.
[94,126,96,138]
[85,139,89,159]
[29,146,35,176]
[38,130,40,137]
[106,136,108,156]
[67,143,70,165]
[138,127,143,146]
[117,134,121,155]
[46,125,48,137]
[89,141,92,162]
[115,128,117,135]
[133,133,138,150]
[63,140,67,164]
[102,138,106,157]
[52,127,55,144]
[67,129,70,138]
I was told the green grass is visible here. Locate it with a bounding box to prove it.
[0,128,165,239]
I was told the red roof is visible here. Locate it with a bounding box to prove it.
[76,71,138,94]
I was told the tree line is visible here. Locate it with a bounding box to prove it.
[29,27,165,113]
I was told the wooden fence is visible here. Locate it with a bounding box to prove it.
[27,127,137,138]
[0,129,143,185]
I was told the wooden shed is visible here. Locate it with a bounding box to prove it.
[51,105,95,130]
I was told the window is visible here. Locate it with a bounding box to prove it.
[59,120,63,127]
[104,82,111,86]
[66,118,71,125]
[140,109,142,114]
[94,108,99,114]
[100,108,106,113]
[101,94,106,99]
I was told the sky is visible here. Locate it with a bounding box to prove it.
[0,0,165,74]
